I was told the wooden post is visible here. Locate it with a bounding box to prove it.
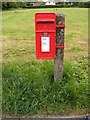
[54,14,65,81]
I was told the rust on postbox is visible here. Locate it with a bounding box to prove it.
[35,12,56,59]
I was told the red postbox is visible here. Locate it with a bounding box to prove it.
[35,12,56,59]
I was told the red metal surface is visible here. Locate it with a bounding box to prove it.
[35,12,56,59]
[56,46,64,49]
[56,24,65,28]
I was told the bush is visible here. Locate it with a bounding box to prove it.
[2,2,90,10]
[2,2,27,9]
[2,60,88,115]
[73,2,90,8]
[24,4,72,9]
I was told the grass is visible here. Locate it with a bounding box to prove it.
[2,8,88,116]
[2,8,88,63]
[3,8,88,39]
[2,8,88,41]
[2,60,88,115]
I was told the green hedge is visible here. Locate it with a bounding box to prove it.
[27,2,90,8]
[73,2,90,8]
[2,2,90,10]
[2,2,27,9]
[24,4,73,9]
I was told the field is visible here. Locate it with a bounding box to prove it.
[2,8,88,117]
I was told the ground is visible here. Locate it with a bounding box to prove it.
[2,8,88,63]
[2,8,88,117]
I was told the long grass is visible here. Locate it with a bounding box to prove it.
[2,60,88,115]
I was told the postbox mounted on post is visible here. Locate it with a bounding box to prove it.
[35,12,56,59]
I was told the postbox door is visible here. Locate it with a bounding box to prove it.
[35,13,56,59]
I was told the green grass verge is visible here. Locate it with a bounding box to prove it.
[2,60,88,115]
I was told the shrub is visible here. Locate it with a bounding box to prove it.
[2,2,90,10]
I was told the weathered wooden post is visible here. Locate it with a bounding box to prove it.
[54,14,65,81]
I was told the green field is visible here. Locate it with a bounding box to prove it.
[2,8,88,116]
[2,8,88,63]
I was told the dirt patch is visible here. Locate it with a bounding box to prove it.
[2,40,36,63]
[78,41,88,45]
[2,39,88,63]
[2,40,35,51]
[78,40,88,49]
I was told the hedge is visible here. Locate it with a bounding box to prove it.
[2,2,90,10]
